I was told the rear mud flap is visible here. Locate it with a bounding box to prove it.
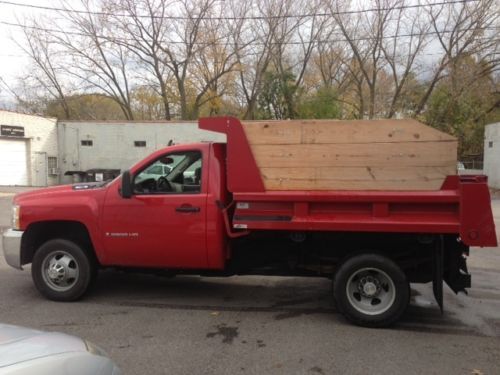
[433,236,471,313]
[444,240,471,294]
[432,236,444,313]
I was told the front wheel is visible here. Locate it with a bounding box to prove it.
[32,239,97,301]
[333,254,410,328]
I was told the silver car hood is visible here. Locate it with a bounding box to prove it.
[0,324,86,367]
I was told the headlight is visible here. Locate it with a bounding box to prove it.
[12,205,20,230]
[85,340,108,357]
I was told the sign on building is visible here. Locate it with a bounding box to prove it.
[1,125,25,137]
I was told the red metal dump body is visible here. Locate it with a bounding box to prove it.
[200,117,497,248]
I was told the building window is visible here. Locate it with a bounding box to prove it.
[489,141,493,148]
[48,156,59,175]
[81,140,93,146]
[134,141,146,147]
[48,156,58,169]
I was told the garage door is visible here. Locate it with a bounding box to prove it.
[0,138,29,185]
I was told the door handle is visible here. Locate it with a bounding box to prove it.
[175,205,200,213]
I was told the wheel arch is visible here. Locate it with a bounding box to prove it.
[21,220,99,266]
[337,248,388,263]
[334,248,392,274]
[331,235,443,284]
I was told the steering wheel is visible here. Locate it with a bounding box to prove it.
[157,177,172,192]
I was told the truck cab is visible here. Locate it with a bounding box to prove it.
[100,142,227,270]
[2,142,226,304]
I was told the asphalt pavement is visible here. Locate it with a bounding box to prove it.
[0,187,499,375]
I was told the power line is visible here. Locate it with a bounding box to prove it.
[0,0,483,21]
[0,20,496,46]
[0,50,464,59]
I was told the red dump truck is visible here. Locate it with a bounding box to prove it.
[2,117,497,327]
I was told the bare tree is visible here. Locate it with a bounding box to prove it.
[267,0,330,118]
[51,0,135,120]
[16,19,72,118]
[325,0,400,119]
[8,0,498,122]
[107,0,174,119]
[381,0,430,118]
[148,0,218,119]
[415,0,499,115]
[188,3,247,117]
[231,0,279,119]
[314,41,351,91]
[267,0,304,118]
[312,23,364,117]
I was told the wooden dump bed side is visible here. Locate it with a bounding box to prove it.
[242,119,457,191]
[199,116,457,192]
[199,117,496,247]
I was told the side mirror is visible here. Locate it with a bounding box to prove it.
[121,170,133,199]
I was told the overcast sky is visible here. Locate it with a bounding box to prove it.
[0,1,82,105]
[0,0,29,104]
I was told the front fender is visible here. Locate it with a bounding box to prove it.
[17,188,107,264]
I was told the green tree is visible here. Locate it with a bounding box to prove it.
[296,86,341,119]
[424,56,500,158]
[258,70,298,119]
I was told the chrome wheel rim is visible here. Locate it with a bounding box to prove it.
[41,251,79,292]
[346,267,396,316]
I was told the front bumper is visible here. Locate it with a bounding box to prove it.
[2,229,23,270]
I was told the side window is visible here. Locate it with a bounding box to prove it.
[133,151,202,194]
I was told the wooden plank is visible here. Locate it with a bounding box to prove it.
[242,119,456,145]
[300,119,456,144]
[263,177,449,191]
[242,121,302,144]
[251,141,457,168]
[260,166,456,182]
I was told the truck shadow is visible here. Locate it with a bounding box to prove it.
[87,269,490,337]
[397,305,482,336]
[91,269,334,314]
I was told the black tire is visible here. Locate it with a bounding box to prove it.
[31,239,97,301]
[333,253,410,328]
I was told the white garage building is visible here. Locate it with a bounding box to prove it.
[484,122,500,189]
[0,110,229,186]
[0,110,226,186]
[57,120,225,184]
[0,110,59,186]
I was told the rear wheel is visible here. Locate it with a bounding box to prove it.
[32,239,97,301]
[334,254,410,328]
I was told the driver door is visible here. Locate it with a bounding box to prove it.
[101,149,208,268]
